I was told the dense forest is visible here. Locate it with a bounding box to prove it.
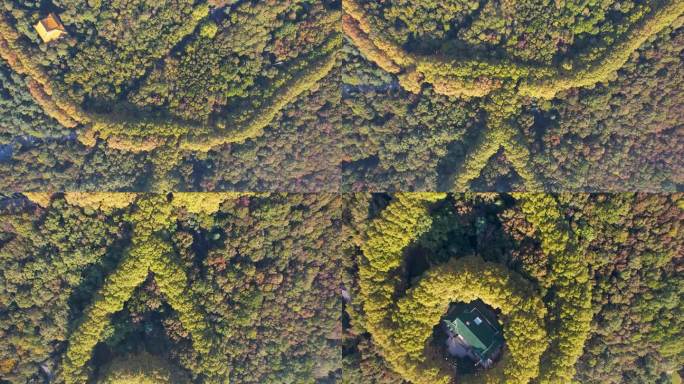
[342,193,683,384]
[340,0,684,191]
[1,193,682,383]
[0,58,344,191]
[0,0,344,191]
[1,0,682,383]
[0,0,681,191]
[0,193,342,383]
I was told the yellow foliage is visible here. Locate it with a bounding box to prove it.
[1,6,335,156]
[26,79,79,128]
[63,193,138,212]
[357,193,593,384]
[77,35,339,154]
[23,192,52,208]
[357,194,548,384]
[342,15,401,74]
[61,196,225,383]
[429,75,500,98]
[390,256,547,384]
[0,13,87,126]
[77,125,98,147]
[0,359,17,374]
[106,135,164,153]
[452,93,542,191]
[513,194,593,383]
[180,40,340,152]
[519,0,684,99]
[97,351,193,383]
[342,0,683,99]
[171,192,261,214]
[342,0,414,68]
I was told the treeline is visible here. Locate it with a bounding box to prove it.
[350,193,583,383]
[0,11,85,128]
[62,195,223,383]
[390,254,548,384]
[80,2,342,154]
[1,1,344,190]
[0,196,125,383]
[1,1,341,146]
[527,25,684,190]
[452,91,540,191]
[342,193,683,384]
[0,193,343,383]
[351,0,645,65]
[0,67,344,191]
[514,194,592,383]
[128,1,338,123]
[0,60,67,143]
[343,0,682,99]
[97,351,190,383]
[341,16,683,191]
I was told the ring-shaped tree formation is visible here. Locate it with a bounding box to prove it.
[391,255,547,384]
[0,2,340,153]
[356,193,593,384]
[342,0,684,190]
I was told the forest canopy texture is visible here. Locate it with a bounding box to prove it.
[0,0,683,383]
[0,0,681,191]
[0,0,343,191]
[341,193,683,384]
[0,193,343,383]
[1,192,682,384]
[340,0,684,191]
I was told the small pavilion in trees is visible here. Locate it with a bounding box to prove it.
[443,300,504,368]
[34,13,67,43]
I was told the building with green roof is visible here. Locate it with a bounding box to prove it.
[443,300,504,368]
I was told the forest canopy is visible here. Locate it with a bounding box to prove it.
[0,0,681,191]
[341,193,683,384]
[340,0,684,191]
[0,0,344,191]
[0,0,682,382]
[0,193,343,383]
[1,192,682,384]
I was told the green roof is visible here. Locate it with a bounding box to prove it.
[444,302,504,361]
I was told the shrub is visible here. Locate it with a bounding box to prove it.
[97,351,189,384]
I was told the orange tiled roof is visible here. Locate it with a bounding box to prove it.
[41,13,65,32]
